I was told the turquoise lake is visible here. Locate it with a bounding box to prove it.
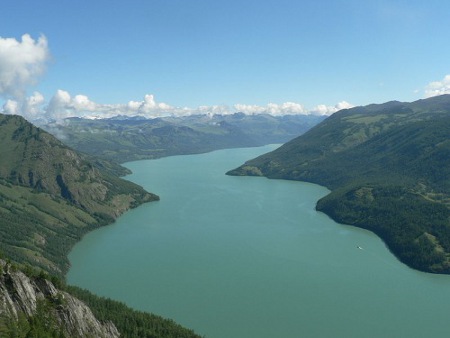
[68,145,450,337]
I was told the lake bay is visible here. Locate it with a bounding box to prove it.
[68,145,450,337]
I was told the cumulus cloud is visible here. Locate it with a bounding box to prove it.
[42,90,177,121]
[234,102,307,116]
[0,34,50,98]
[310,101,354,115]
[131,94,176,115]
[424,75,450,98]
[46,89,74,120]
[1,91,45,120]
[2,99,19,115]
[23,91,45,118]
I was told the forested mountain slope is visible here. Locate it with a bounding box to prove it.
[0,114,200,336]
[228,95,450,273]
[0,113,158,275]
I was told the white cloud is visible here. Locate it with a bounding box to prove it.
[424,75,450,98]
[233,102,307,116]
[43,90,175,121]
[1,91,45,120]
[133,94,176,115]
[23,91,45,117]
[311,101,353,115]
[196,105,230,116]
[46,89,74,120]
[0,34,50,98]
[2,99,19,115]
[72,94,98,111]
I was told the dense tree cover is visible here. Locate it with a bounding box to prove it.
[317,185,450,272]
[66,286,201,338]
[229,95,450,273]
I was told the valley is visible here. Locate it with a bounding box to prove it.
[1,95,449,336]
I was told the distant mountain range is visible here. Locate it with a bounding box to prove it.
[228,95,450,273]
[42,113,325,163]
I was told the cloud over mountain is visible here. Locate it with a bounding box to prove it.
[425,75,450,98]
[3,90,353,123]
[234,102,307,116]
[311,101,354,115]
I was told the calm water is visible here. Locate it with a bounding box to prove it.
[68,145,450,338]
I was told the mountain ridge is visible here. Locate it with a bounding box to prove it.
[0,113,158,275]
[42,112,325,163]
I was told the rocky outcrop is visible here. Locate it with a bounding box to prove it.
[0,260,120,337]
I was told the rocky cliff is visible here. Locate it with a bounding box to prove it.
[0,260,120,337]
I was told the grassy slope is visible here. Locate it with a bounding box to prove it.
[228,95,450,273]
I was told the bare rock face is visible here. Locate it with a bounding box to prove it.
[0,260,119,337]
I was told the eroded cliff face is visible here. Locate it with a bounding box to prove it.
[0,260,119,337]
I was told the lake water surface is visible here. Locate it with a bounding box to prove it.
[68,145,450,337]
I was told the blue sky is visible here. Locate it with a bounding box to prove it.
[2,0,450,120]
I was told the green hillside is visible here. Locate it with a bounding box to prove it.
[0,113,158,275]
[228,95,450,273]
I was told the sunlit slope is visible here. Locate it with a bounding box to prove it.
[228,95,450,273]
[0,114,158,275]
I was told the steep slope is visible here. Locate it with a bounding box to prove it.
[228,95,450,273]
[42,113,324,163]
[0,260,120,337]
[0,114,158,275]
